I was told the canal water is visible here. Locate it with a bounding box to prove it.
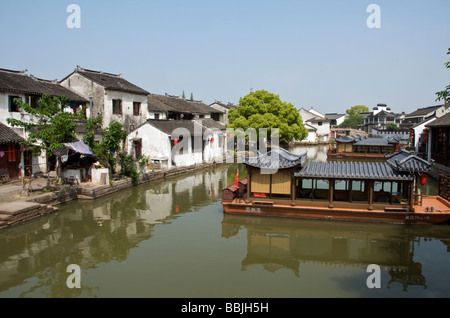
[0,145,449,298]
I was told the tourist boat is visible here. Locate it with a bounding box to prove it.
[221,148,450,225]
[328,134,400,159]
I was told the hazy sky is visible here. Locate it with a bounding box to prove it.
[1,0,449,114]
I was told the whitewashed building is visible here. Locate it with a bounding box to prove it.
[126,119,227,170]
[209,101,237,125]
[60,66,149,133]
[298,107,331,143]
[0,68,87,176]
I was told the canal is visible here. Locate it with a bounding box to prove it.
[0,145,449,298]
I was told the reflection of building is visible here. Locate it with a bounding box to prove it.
[222,214,429,289]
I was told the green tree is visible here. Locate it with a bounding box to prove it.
[338,105,369,129]
[337,116,364,129]
[182,90,186,99]
[435,48,449,109]
[346,105,369,117]
[386,123,399,130]
[227,90,308,144]
[95,121,128,174]
[6,94,83,180]
[190,92,194,101]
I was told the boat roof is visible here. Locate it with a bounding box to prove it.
[245,148,307,170]
[295,160,414,181]
[385,150,433,173]
[335,135,399,146]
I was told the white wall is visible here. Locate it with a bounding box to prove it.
[412,117,437,153]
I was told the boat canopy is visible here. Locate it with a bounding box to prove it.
[386,150,433,174]
[245,148,307,170]
[294,160,414,181]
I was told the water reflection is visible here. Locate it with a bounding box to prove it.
[289,144,328,162]
[0,164,245,297]
[222,214,450,291]
[0,148,448,297]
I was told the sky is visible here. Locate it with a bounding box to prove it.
[0,0,449,115]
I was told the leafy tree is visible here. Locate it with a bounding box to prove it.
[190,92,194,101]
[182,90,186,99]
[227,90,308,144]
[94,121,128,174]
[435,48,449,108]
[346,105,369,117]
[6,94,83,180]
[337,105,369,129]
[386,123,399,130]
[337,116,364,129]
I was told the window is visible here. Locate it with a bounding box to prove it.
[351,180,368,202]
[318,122,322,126]
[133,102,141,116]
[154,113,160,120]
[8,96,21,112]
[26,96,39,108]
[112,99,122,115]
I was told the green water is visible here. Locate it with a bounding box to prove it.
[0,161,449,298]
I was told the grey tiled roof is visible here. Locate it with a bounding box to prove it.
[0,123,26,145]
[405,105,444,118]
[426,112,450,128]
[385,150,433,173]
[145,119,204,136]
[148,93,213,114]
[336,135,398,146]
[295,160,413,181]
[245,148,306,170]
[0,68,87,102]
[63,66,149,95]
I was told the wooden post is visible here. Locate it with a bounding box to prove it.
[328,179,334,208]
[368,180,374,210]
[291,172,296,206]
[246,167,251,203]
[409,179,415,212]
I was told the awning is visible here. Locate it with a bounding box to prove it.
[63,141,94,156]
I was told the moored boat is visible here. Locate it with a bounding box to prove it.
[221,148,450,225]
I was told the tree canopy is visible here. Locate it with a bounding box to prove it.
[338,105,369,129]
[6,94,82,155]
[435,47,449,108]
[227,90,308,144]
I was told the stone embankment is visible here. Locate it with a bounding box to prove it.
[0,162,227,230]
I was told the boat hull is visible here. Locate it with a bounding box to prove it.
[222,198,450,225]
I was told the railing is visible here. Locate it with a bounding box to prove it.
[439,174,450,202]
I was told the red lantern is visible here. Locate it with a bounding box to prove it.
[419,174,427,185]
[174,139,178,145]
[210,137,214,143]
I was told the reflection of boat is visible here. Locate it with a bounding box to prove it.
[221,148,450,225]
[221,214,431,288]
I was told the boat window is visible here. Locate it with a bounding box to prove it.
[297,178,313,199]
[334,180,349,201]
[334,180,348,191]
[374,181,390,203]
[313,179,329,201]
[351,180,368,202]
